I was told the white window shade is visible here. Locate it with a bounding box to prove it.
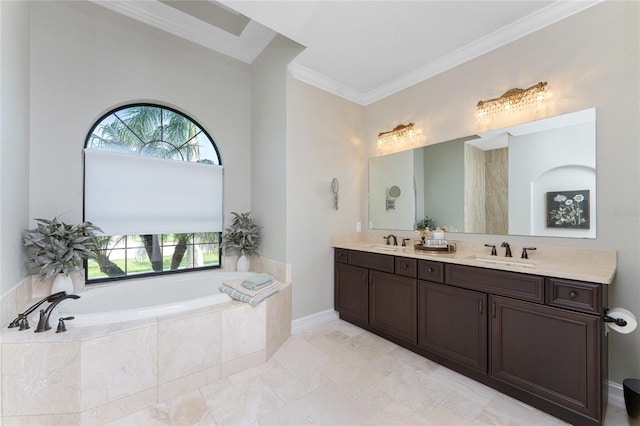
[84,149,223,236]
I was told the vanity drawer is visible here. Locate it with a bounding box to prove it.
[418,260,444,283]
[445,264,544,303]
[395,257,417,278]
[546,278,601,315]
[348,250,394,273]
[335,248,349,264]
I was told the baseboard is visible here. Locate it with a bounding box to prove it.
[291,309,339,334]
[609,380,626,408]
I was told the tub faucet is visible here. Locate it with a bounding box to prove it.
[383,234,398,246]
[34,293,80,333]
[8,291,66,330]
[501,242,512,257]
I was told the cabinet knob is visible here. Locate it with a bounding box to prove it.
[569,290,577,299]
[403,264,408,269]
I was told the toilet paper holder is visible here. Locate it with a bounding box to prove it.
[603,308,628,327]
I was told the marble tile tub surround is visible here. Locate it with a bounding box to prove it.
[0,256,292,424]
[332,234,617,284]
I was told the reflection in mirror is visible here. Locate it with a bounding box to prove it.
[386,185,402,210]
[368,108,596,238]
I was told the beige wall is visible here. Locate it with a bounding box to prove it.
[0,1,31,295]
[251,36,304,263]
[286,76,364,319]
[363,1,640,383]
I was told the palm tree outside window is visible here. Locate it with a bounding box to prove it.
[84,104,222,282]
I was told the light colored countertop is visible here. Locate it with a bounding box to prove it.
[332,235,617,285]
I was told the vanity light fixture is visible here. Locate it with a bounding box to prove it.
[377,123,415,148]
[476,81,547,122]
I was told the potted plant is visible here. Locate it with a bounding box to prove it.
[415,215,437,243]
[23,217,101,294]
[221,211,261,272]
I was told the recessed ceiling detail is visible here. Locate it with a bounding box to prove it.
[90,0,277,63]
[159,0,250,36]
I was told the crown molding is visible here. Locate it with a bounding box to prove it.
[91,0,603,105]
[90,0,276,64]
[287,63,366,105]
[292,0,604,106]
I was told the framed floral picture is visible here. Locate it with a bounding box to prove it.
[546,190,590,229]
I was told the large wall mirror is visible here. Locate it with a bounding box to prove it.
[368,108,596,238]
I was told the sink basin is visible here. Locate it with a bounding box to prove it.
[368,245,402,252]
[466,255,536,269]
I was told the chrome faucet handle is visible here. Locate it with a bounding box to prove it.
[521,247,537,259]
[484,244,497,256]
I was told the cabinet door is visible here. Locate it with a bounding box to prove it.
[418,281,487,372]
[335,263,369,326]
[490,296,601,421]
[369,271,417,345]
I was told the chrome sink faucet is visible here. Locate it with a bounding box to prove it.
[34,293,80,333]
[501,242,512,257]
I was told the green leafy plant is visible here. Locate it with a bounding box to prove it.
[22,217,102,280]
[221,212,261,256]
[415,216,437,232]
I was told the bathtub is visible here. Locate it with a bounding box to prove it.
[54,270,256,327]
[3,266,292,423]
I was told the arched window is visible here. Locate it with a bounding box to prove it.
[84,104,222,281]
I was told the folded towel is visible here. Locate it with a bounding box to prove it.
[222,278,278,298]
[242,273,274,290]
[219,283,280,305]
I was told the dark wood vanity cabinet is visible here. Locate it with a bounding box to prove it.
[334,248,606,425]
[490,295,602,422]
[334,249,417,344]
[418,280,487,373]
[334,250,368,326]
[370,271,417,345]
[334,262,368,326]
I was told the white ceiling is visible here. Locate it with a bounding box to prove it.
[92,0,602,105]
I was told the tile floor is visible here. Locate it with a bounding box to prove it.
[111,320,635,426]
